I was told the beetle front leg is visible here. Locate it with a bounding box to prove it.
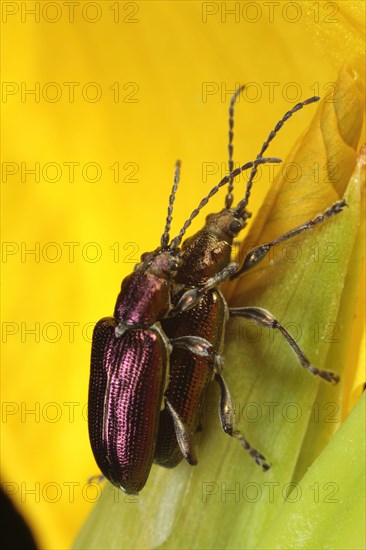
[229,306,339,384]
[170,263,238,315]
[87,474,105,484]
[230,199,347,280]
[215,374,270,471]
[170,335,223,373]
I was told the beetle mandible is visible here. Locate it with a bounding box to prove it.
[154,87,346,471]
[88,154,281,494]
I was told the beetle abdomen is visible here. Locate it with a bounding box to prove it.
[88,317,168,494]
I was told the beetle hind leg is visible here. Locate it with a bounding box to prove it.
[165,400,198,465]
[229,306,339,384]
[215,374,270,471]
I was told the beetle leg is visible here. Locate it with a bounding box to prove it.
[170,262,238,315]
[230,199,347,280]
[87,474,105,484]
[229,306,340,384]
[214,373,270,471]
[165,400,198,465]
[170,335,223,373]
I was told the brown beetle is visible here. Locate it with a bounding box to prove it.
[154,89,345,470]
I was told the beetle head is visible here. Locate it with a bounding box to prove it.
[134,247,182,280]
[204,208,252,241]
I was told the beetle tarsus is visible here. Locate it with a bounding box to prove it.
[87,474,105,485]
[215,374,270,470]
[234,431,271,471]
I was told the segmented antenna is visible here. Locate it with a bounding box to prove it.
[170,156,281,251]
[160,160,182,248]
[226,85,245,210]
[234,96,320,217]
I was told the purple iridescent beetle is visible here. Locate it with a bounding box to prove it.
[88,156,281,494]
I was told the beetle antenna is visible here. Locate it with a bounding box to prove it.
[161,160,182,248]
[170,156,282,251]
[225,85,245,210]
[235,96,320,217]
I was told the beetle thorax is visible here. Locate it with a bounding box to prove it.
[175,209,250,287]
[113,249,179,328]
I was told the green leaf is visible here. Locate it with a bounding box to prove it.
[255,393,366,550]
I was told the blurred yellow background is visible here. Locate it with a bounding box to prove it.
[1,1,364,549]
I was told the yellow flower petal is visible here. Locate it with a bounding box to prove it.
[2,3,365,548]
[302,1,365,76]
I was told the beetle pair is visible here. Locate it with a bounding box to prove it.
[88,89,346,494]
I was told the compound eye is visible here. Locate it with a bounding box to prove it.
[168,259,179,272]
[229,219,242,235]
[140,252,150,262]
